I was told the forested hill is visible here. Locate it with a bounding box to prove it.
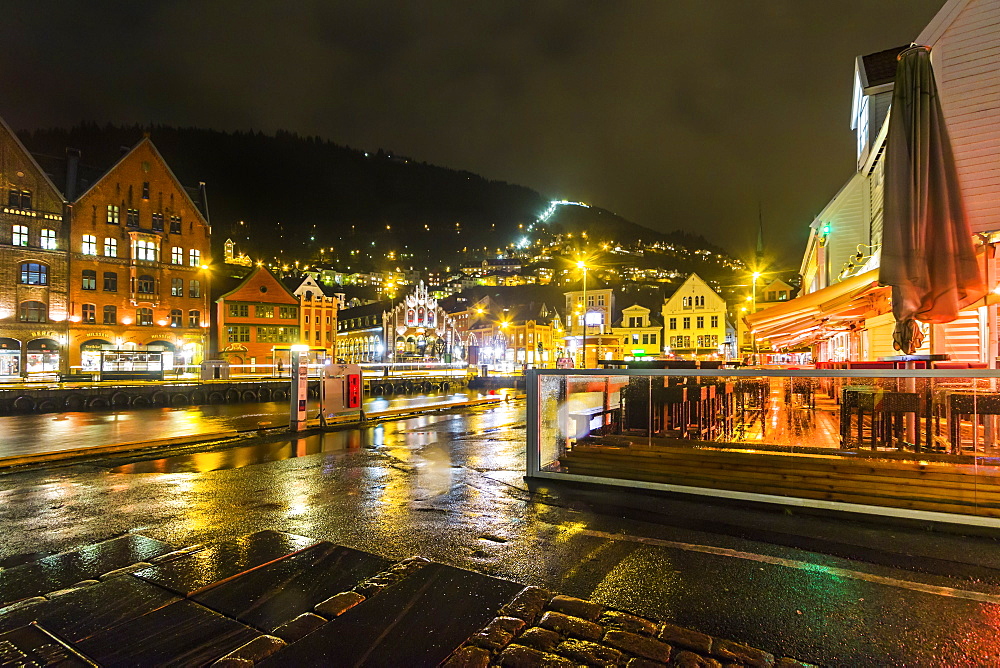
[19,123,727,266]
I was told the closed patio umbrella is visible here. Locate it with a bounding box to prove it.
[880,45,984,354]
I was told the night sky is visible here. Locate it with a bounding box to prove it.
[2,1,945,267]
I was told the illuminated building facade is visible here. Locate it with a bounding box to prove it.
[216,265,299,373]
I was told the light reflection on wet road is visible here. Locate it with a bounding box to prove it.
[0,390,504,457]
[3,398,1000,663]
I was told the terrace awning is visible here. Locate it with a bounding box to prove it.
[745,269,888,349]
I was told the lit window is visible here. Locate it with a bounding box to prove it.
[170,309,182,327]
[188,249,200,267]
[137,307,153,326]
[40,229,56,250]
[12,225,28,246]
[20,262,47,285]
[103,272,118,292]
[152,213,164,231]
[104,237,118,257]
[126,208,139,227]
[170,216,181,234]
[82,269,97,290]
[82,235,97,255]
[82,303,96,324]
[189,280,201,298]
[137,274,155,294]
[135,239,157,261]
[189,310,201,327]
[107,205,120,224]
[103,305,117,325]
[172,246,183,264]
[171,278,183,296]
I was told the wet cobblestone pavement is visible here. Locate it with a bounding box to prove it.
[0,530,812,667]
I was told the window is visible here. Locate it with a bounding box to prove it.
[135,239,157,261]
[767,291,776,302]
[82,303,96,324]
[82,234,97,255]
[103,305,117,325]
[256,305,274,318]
[170,309,182,327]
[711,316,719,328]
[682,297,690,308]
[650,333,657,345]
[40,229,56,250]
[152,213,164,231]
[779,291,788,301]
[697,296,705,307]
[587,295,595,306]
[305,315,310,324]
[669,317,677,330]
[696,316,704,328]
[598,295,605,306]
[188,249,201,266]
[256,326,298,343]
[137,307,153,326]
[229,303,249,317]
[137,274,155,294]
[8,189,31,209]
[226,325,251,343]
[126,208,139,227]
[104,237,118,257]
[20,262,47,285]
[641,334,649,345]
[107,205,120,224]
[12,225,27,246]
[19,301,46,322]
[103,272,118,292]
[171,278,183,296]
[142,182,150,199]
[81,269,97,290]
[279,306,298,319]
[170,215,181,234]
[171,246,183,264]
[189,280,201,298]
[189,310,201,328]
[683,317,691,329]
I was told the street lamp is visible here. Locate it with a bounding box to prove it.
[577,260,588,369]
[751,271,761,365]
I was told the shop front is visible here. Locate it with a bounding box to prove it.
[0,338,20,378]
[26,338,61,375]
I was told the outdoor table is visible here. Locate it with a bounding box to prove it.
[935,389,1000,454]
[840,387,928,451]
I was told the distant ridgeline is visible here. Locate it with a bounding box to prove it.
[19,123,729,269]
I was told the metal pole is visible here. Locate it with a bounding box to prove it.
[581,267,588,369]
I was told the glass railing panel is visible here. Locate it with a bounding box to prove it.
[527,369,1000,526]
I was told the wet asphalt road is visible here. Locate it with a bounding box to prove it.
[3,401,1000,664]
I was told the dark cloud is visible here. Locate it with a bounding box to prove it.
[1,1,945,266]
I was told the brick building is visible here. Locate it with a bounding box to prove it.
[68,138,212,373]
[216,265,300,374]
[0,116,69,377]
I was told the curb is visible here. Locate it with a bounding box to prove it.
[0,431,239,469]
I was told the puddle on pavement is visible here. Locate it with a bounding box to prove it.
[109,430,366,474]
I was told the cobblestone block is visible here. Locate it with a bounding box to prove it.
[710,639,774,668]
[212,635,286,665]
[673,650,722,668]
[600,610,658,636]
[272,612,327,642]
[314,591,365,618]
[493,616,528,635]
[602,629,672,662]
[0,597,46,615]
[500,587,552,624]
[517,627,562,652]
[657,622,712,654]
[546,594,604,621]
[624,658,665,668]
[538,611,603,641]
[442,645,491,668]
[469,624,514,652]
[150,545,204,563]
[496,644,575,667]
[210,658,253,667]
[555,638,623,667]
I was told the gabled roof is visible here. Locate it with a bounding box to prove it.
[859,45,909,89]
[917,0,973,46]
[0,116,66,204]
[216,264,298,303]
[74,136,210,224]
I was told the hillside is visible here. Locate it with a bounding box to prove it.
[19,124,730,267]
